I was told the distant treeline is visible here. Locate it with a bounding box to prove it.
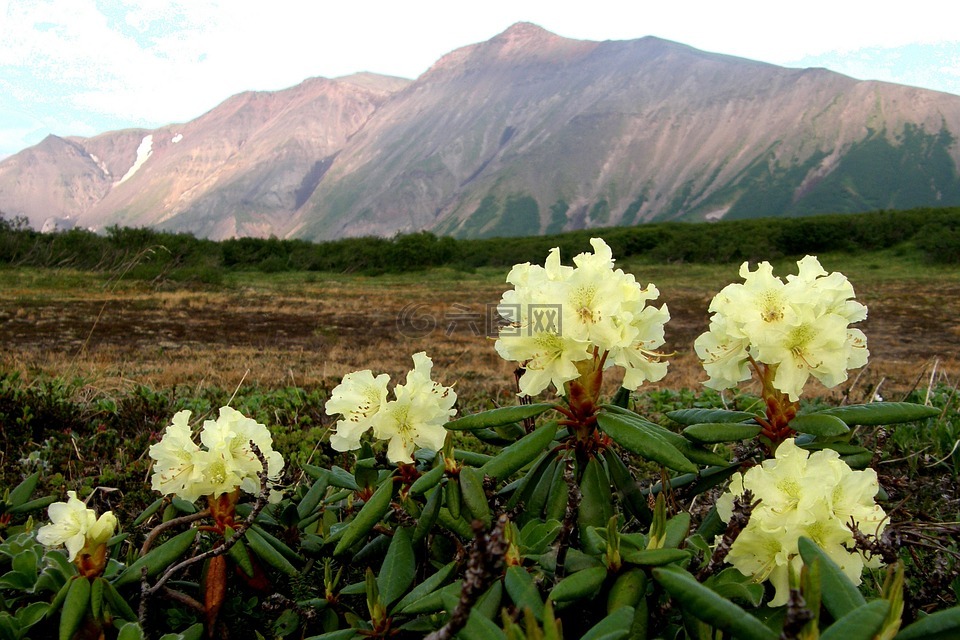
[1,207,958,280]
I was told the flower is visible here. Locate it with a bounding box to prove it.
[325,370,390,452]
[495,238,669,396]
[150,407,285,503]
[37,491,117,562]
[695,256,867,401]
[716,439,886,606]
[325,352,457,464]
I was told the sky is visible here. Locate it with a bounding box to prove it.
[2,0,960,159]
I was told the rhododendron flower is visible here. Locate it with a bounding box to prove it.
[150,407,285,503]
[695,256,867,401]
[495,238,669,396]
[326,352,457,464]
[716,439,886,606]
[37,491,117,562]
[325,370,390,452]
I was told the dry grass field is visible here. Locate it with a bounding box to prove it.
[1,252,958,408]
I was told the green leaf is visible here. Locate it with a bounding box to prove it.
[7,471,40,508]
[101,577,138,621]
[245,526,299,577]
[652,566,778,640]
[117,621,145,640]
[412,485,442,544]
[298,475,330,520]
[391,561,457,614]
[814,402,940,426]
[113,528,199,587]
[682,423,762,443]
[606,569,647,613]
[408,464,444,496]
[549,566,608,603]
[445,403,555,430]
[579,606,635,640]
[665,408,760,426]
[480,421,559,481]
[90,575,104,620]
[59,577,90,640]
[505,566,545,621]
[895,606,960,640]
[459,467,491,527]
[820,600,890,640]
[596,413,697,473]
[798,537,865,619]
[377,528,415,607]
[333,478,395,556]
[789,413,850,436]
[7,495,57,515]
[14,601,49,630]
[459,608,508,640]
[578,457,613,532]
[131,498,165,527]
[622,548,691,567]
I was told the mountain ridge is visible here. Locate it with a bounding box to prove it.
[2,23,960,240]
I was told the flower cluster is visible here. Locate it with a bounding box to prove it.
[37,491,117,564]
[716,439,886,606]
[149,406,285,503]
[495,238,670,396]
[325,352,457,464]
[694,256,868,401]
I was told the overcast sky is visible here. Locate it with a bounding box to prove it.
[2,0,959,158]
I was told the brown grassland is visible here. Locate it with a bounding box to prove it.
[1,252,958,406]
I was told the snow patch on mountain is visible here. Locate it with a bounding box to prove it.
[116,135,153,185]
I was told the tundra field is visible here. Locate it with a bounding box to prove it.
[1,252,958,404]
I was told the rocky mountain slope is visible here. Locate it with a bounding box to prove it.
[3,23,960,240]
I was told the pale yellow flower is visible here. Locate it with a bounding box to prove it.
[717,439,886,607]
[325,370,390,452]
[37,491,116,561]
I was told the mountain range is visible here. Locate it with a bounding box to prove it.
[3,22,960,241]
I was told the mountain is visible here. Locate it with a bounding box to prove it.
[3,23,960,240]
[0,73,409,237]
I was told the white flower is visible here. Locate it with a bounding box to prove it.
[696,256,868,400]
[150,407,285,502]
[495,238,669,396]
[326,352,457,463]
[36,491,117,561]
[717,439,886,606]
[325,370,390,452]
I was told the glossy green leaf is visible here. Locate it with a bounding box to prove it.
[895,606,960,640]
[59,577,90,640]
[131,498,165,527]
[113,528,199,587]
[245,526,299,577]
[7,471,39,508]
[665,408,760,426]
[445,403,555,430]
[789,413,850,436]
[682,422,762,443]
[412,485,442,544]
[7,495,57,515]
[578,457,614,532]
[607,569,647,613]
[459,608,508,640]
[622,548,691,566]
[408,464,444,496]
[652,565,778,640]
[814,402,940,426]
[798,537,865,618]
[505,566,544,621]
[298,475,330,520]
[480,421,558,481]
[377,528,415,607]
[549,566,608,603]
[460,466,491,527]
[820,600,890,640]
[391,560,457,614]
[90,575,104,620]
[102,578,138,621]
[597,413,697,473]
[579,606,635,640]
[603,448,652,524]
[333,478,394,556]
